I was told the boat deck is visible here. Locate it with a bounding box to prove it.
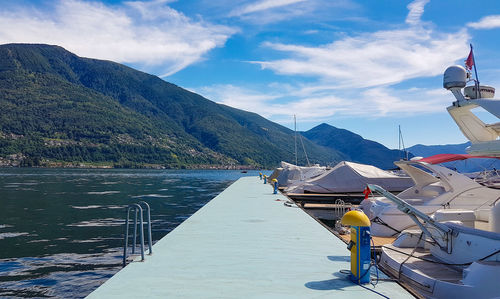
[339,234,397,247]
[302,203,354,209]
[88,176,413,298]
[287,192,364,204]
[380,244,464,284]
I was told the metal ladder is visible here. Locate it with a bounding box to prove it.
[334,199,352,218]
[123,201,153,266]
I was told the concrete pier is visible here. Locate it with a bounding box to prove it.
[88,176,413,298]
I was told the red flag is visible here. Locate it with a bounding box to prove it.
[465,48,474,70]
[363,186,372,199]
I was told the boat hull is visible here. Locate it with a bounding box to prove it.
[379,244,500,298]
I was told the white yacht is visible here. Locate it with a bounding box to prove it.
[361,65,500,238]
[360,155,500,237]
[361,65,500,298]
[369,184,500,299]
[445,65,499,156]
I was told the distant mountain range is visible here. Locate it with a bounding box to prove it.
[302,123,409,169]
[0,43,407,169]
[407,142,469,157]
[406,142,500,173]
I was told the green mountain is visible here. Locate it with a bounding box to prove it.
[0,43,346,168]
[302,123,408,169]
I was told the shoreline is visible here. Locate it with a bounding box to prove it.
[0,162,262,170]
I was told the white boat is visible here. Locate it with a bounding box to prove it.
[445,65,500,156]
[369,184,500,299]
[267,167,283,182]
[362,63,500,298]
[274,161,326,187]
[360,155,500,237]
[285,161,413,195]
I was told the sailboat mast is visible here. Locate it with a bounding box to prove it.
[294,115,298,165]
[399,125,408,160]
[398,125,401,160]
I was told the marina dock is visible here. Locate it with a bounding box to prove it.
[88,176,413,298]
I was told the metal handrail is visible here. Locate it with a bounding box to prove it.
[368,184,452,253]
[334,199,352,218]
[139,201,153,255]
[123,202,153,267]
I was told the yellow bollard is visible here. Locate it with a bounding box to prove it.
[340,210,371,284]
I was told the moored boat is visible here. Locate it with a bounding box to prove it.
[285,160,413,196]
[359,60,500,298]
[369,184,500,299]
[360,155,500,237]
[274,161,327,188]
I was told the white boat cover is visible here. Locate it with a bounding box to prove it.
[285,161,413,194]
[275,162,326,187]
[268,167,283,182]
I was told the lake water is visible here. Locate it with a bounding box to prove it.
[0,168,263,298]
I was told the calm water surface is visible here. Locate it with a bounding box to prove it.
[0,168,262,298]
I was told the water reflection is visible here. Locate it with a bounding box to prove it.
[0,168,261,298]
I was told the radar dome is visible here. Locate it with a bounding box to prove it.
[443,65,467,89]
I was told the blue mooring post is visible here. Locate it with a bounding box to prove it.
[259,172,262,180]
[263,175,267,184]
[340,210,372,284]
[272,179,278,194]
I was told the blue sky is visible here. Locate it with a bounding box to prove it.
[1,0,500,149]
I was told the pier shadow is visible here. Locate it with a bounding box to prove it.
[304,273,353,291]
[327,255,350,262]
[304,255,353,291]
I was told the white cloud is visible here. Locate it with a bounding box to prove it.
[196,0,467,122]
[229,0,307,17]
[361,87,450,116]
[195,82,453,123]
[196,84,283,118]
[0,0,236,77]
[227,0,357,25]
[249,0,469,90]
[256,27,468,89]
[405,0,430,25]
[467,15,500,29]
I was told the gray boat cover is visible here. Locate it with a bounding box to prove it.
[275,162,327,187]
[268,167,283,182]
[285,161,413,194]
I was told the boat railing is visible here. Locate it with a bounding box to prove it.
[123,201,153,267]
[368,184,453,253]
[333,199,353,234]
[333,199,352,218]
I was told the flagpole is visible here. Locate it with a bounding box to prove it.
[470,44,481,98]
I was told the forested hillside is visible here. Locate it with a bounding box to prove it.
[0,44,346,168]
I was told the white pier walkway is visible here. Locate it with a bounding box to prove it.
[88,176,413,298]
